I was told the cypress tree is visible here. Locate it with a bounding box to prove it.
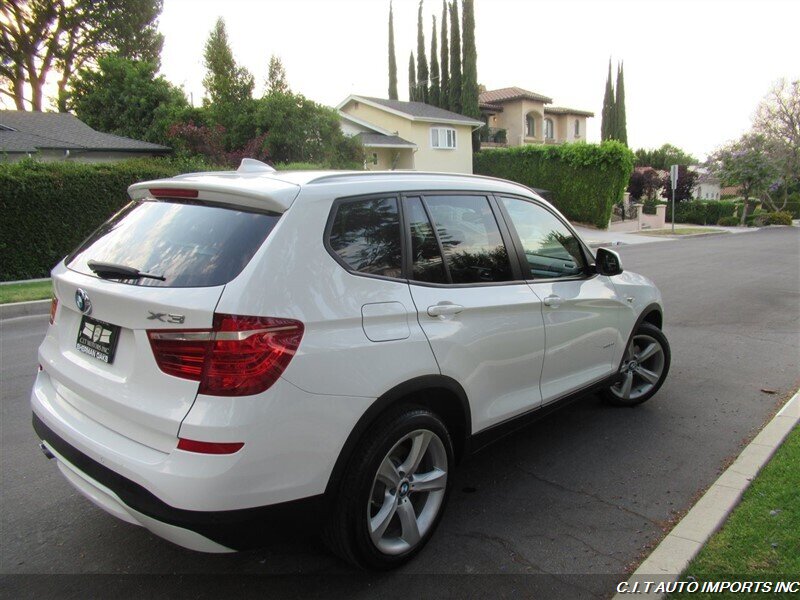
[416,1,429,103]
[448,1,462,113]
[429,16,440,107]
[461,0,479,149]
[601,59,615,141]
[615,62,628,146]
[388,2,398,99]
[202,17,254,106]
[408,52,417,101]
[440,0,450,110]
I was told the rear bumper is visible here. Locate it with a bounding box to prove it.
[33,413,325,551]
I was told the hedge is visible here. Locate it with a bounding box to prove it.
[0,158,353,281]
[0,158,220,281]
[473,141,635,228]
[665,200,737,225]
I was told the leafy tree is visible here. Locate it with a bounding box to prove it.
[416,1,428,103]
[460,0,479,148]
[753,78,800,206]
[448,0,462,113]
[614,62,627,146]
[628,167,663,201]
[202,17,254,107]
[70,54,188,145]
[429,16,440,107]
[0,0,163,111]
[408,52,416,101]
[266,55,289,95]
[387,2,398,100]
[634,144,698,170]
[661,165,698,203]
[710,133,779,224]
[439,0,449,110]
[601,60,615,141]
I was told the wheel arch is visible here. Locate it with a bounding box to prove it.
[324,375,472,498]
[618,302,663,370]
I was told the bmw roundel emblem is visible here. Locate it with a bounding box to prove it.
[75,288,92,315]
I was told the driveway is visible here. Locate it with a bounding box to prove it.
[2,227,798,599]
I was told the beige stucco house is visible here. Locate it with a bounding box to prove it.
[478,87,594,147]
[337,95,483,174]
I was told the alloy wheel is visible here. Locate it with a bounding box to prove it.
[367,429,448,555]
[610,333,666,402]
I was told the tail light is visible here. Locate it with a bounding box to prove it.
[49,297,58,325]
[147,314,304,396]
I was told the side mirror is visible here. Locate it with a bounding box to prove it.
[596,247,623,276]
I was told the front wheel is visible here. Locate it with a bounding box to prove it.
[324,407,454,569]
[603,322,670,406]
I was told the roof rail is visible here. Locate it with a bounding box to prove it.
[305,170,513,185]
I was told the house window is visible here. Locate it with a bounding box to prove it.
[574,119,580,137]
[544,118,554,140]
[430,127,457,149]
[526,114,535,137]
[372,152,378,165]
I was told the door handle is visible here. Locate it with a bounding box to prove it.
[543,295,562,308]
[427,303,465,317]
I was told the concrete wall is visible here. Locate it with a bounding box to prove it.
[341,101,475,173]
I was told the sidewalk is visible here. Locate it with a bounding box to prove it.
[574,224,760,248]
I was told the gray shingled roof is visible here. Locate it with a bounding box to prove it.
[0,110,170,154]
[355,96,483,125]
[355,132,416,148]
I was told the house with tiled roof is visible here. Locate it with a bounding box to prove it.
[478,86,594,147]
[0,110,170,162]
[337,95,483,174]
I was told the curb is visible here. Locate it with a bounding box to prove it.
[0,299,51,321]
[613,389,800,599]
[0,277,50,286]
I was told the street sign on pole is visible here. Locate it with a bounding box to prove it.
[670,164,679,233]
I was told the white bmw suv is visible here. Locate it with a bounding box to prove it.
[32,160,670,569]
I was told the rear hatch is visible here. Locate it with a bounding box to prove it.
[41,194,283,452]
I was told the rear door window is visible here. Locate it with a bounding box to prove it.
[406,197,448,284]
[67,200,280,288]
[328,197,403,278]
[423,195,513,284]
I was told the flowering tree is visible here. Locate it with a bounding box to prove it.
[710,133,779,224]
[753,78,800,207]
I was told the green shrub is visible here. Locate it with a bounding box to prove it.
[765,211,793,226]
[0,158,220,281]
[666,200,737,225]
[717,216,740,226]
[473,141,634,229]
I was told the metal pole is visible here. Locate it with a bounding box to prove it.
[672,187,675,233]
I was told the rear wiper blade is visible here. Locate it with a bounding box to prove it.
[87,260,166,282]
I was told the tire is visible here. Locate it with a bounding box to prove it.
[602,322,671,407]
[323,406,454,570]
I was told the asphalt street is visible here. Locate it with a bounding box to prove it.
[1,227,798,599]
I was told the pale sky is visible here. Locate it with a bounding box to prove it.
[158,0,799,160]
[12,0,798,161]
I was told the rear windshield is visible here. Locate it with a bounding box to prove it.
[67,200,280,288]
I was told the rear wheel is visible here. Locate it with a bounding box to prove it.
[324,407,453,569]
[603,322,670,406]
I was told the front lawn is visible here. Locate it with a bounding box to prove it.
[670,427,800,598]
[0,280,52,304]
[639,227,729,236]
